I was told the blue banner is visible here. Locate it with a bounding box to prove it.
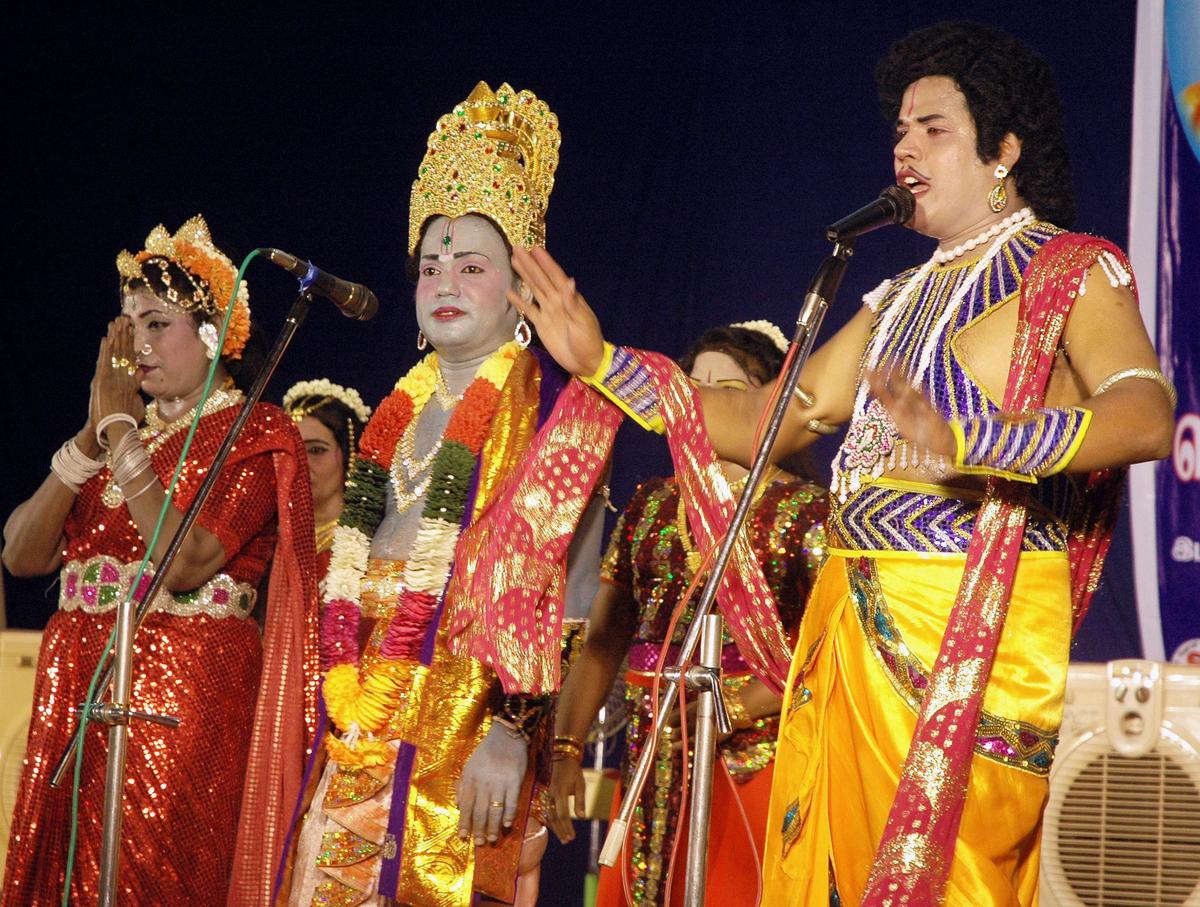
[1159,1,1200,664]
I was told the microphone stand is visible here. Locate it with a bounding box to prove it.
[598,241,855,906]
[48,288,316,906]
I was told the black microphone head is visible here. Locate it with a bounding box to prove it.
[879,184,916,224]
[343,286,379,321]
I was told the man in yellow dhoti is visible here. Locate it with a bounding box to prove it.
[754,22,1177,906]
[504,21,1176,907]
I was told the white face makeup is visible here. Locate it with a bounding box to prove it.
[892,75,1013,248]
[124,288,212,402]
[688,350,758,391]
[414,215,518,363]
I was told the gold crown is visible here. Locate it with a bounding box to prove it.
[116,214,252,359]
[408,81,560,255]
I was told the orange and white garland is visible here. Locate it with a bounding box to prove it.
[320,342,519,760]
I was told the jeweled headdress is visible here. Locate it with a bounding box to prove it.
[408,81,560,254]
[116,214,251,359]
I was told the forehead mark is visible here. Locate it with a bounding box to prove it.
[905,81,918,118]
[438,219,455,262]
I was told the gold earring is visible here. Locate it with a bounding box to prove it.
[988,163,1009,213]
[417,330,428,351]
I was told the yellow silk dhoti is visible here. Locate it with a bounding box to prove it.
[763,550,1072,906]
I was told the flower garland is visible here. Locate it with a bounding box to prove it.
[320,341,520,758]
[283,378,373,424]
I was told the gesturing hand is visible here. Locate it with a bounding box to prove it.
[456,722,528,846]
[508,247,606,377]
[94,316,145,439]
[867,369,954,458]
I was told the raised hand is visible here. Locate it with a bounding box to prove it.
[508,246,606,377]
[867,368,954,458]
[94,316,145,443]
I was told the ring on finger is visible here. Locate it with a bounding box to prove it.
[488,799,505,809]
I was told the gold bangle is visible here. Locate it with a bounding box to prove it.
[551,742,584,762]
[1092,367,1177,409]
[791,386,816,408]
[805,418,840,435]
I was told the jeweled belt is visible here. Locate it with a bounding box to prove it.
[830,480,1067,553]
[59,554,255,620]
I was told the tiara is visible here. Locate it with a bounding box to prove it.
[116,214,251,360]
[283,378,372,424]
[730,319,789,354]
[408,81,560,254]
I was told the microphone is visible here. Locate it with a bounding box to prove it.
[259,248,379,321]
[824,185,916,243]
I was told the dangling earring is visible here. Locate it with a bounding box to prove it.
[416,330,428,351]
[514,315,532,349]
[988,163,1009,213]
[198,322,219,360]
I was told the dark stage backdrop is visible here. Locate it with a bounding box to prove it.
[0,0,1141,899]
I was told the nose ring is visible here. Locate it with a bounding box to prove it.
[140,343,152,355]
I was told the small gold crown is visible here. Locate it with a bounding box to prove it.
[408,81,561,255]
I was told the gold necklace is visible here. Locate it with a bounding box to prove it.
[101,386,243,508]
[433,368,462,409]
[315,516,339,553]
[388,416,444,513]
[675,467,778,576]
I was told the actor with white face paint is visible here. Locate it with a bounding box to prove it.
[284,82,617,907]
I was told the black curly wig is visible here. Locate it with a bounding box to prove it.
[678,326,786,386]
[876,21,1076,228]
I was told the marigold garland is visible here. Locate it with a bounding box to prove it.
[320,342,520,741]
[325,732,394,770]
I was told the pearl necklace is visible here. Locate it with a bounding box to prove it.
[932,207,1034,264]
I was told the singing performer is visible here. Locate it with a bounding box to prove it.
[507,24,1174,906]
[1,216,317,905]
[546,321,829,906]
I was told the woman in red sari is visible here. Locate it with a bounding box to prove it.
[1,216,317,906]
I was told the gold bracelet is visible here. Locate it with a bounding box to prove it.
[805,418,840,435]
[1092,367,1177,409]
[791,386,816,408]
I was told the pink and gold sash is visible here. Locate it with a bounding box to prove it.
[862,234,1133,904]
[447,351,792,696]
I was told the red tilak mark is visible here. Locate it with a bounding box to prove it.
[905,83,918,118]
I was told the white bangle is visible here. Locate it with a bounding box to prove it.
[95,413,139,450]
[50,438,106,492]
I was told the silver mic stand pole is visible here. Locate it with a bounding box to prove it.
[599,242,855,906]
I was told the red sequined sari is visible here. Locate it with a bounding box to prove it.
[1,401,317,907]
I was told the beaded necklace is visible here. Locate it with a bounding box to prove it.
[832,217,1040,500]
